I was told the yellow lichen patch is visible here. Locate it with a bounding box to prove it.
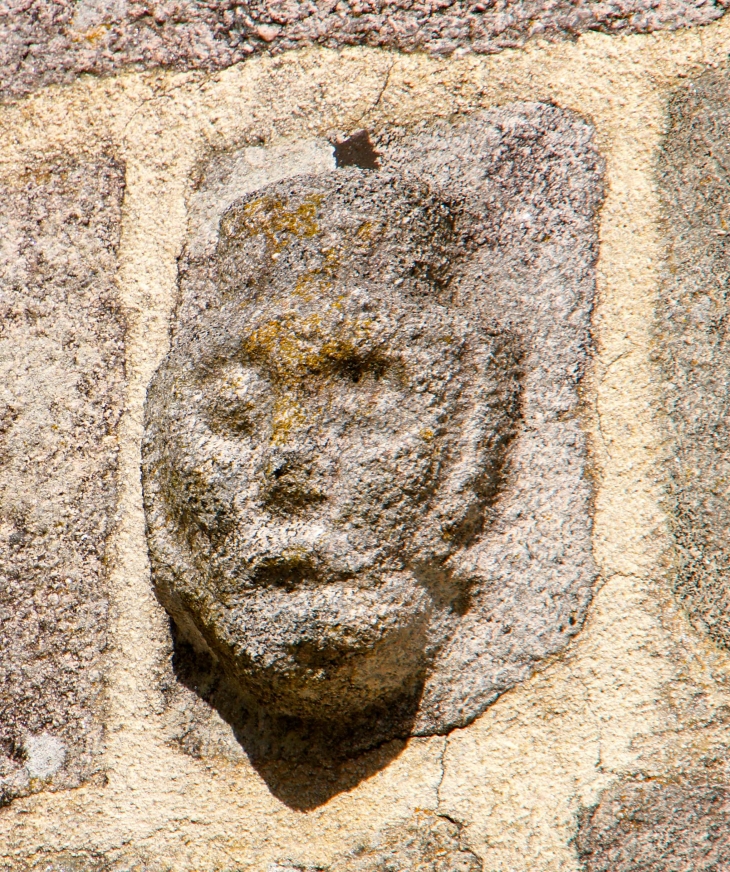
[356,220,377,241]
[278,544,311,565]
[240,309,388,444]
[221,194,323,253]
[293,246,341,300]
[294,273,322,301]
[320,246,341,279]
[271,394,308,445]
[70,24,112,45]
[242,313,325,382]
[242,312,377,386]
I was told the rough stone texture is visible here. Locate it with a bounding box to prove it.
[145,170,525,731]
[656,66,730,649]
[0,851,149,872]
[331,815,482,872]
[0,27,723,871]
[576,774,730,871]
[0,154,126,805]
[143,101,602,807]
[1,852,119,872]
[271,811,482,872]
[1,0,728,102]
[585,58,730,872]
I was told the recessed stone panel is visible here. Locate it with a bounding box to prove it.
[146,102,602,807]
[0,154,125,804]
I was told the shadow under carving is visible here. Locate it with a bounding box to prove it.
[170,622,422,810]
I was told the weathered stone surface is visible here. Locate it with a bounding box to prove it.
[144,101,602,805]
[146,168,524,729]
[576,774,730,871]
[332,812,482,872]
[271,811,482,872]
[0,154,125,805]
[0,0,727,102]
[1,851,115,872]
[656,66,730,648]
[0,850,147,872]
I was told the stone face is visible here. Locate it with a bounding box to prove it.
[576,775,730,871]
[0,0,727,102]
[145,170,523,731]
[656,67,730,649]
[0,26,709,869]
[144,101,602,793]
[0,155,126,805]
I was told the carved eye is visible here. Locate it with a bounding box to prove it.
[325,350,391,385]
[201,365,272,438]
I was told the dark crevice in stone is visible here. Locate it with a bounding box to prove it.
[333,131,381,170]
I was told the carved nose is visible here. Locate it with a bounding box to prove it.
[265,449,307,482]
[268,455,290,481]
[261,451,327,514]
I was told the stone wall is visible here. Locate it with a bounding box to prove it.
[3,5,730,871]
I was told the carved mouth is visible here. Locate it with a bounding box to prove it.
[226,575,434,718]
[247,552,349,592]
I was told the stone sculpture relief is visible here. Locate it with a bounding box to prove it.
[143,105,602,806]
[144,171,522,735]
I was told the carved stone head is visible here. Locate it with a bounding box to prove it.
[142,171,522,730]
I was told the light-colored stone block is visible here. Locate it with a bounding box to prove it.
[0,154,125,804]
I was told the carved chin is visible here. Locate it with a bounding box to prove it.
[215,578,432,719]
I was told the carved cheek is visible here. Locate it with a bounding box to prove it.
[198,364,275,441]
[320,429,440,538]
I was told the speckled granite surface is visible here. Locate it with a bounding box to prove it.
[0,154,125,806]
[1,0,727,101]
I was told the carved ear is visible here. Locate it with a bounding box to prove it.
[414,329,524,566]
